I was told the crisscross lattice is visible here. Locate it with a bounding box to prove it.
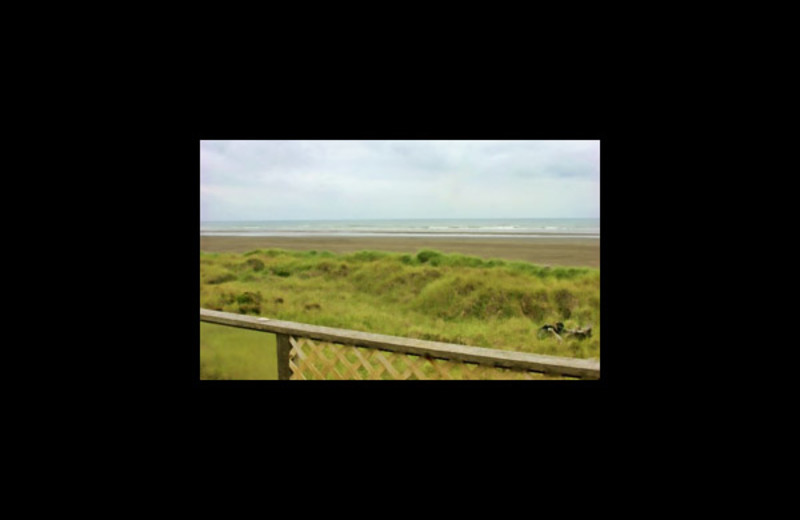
[288,336,566,380]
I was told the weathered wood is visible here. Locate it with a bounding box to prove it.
[200,308,600,379]
[275,333,292,380]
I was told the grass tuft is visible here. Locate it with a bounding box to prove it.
[244,258,265,271]
[416,249,443,264]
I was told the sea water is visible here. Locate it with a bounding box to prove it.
[199,218,599,238]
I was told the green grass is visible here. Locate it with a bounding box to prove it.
[200,248,600,379]
[200,322,277,380]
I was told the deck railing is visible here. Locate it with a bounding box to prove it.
[200,308,600,380]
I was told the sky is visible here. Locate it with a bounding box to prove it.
[200,140,599,221]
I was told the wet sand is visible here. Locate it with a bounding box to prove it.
[200,235,599,268]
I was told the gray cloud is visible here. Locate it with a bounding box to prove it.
[200,140,599,220]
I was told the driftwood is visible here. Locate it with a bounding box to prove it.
[538,323,592,341]
[565,326,592,340]
[537,322,564,341]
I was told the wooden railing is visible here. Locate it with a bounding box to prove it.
[200,308,600,380]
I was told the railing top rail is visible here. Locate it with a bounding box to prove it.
[201,308,600,379]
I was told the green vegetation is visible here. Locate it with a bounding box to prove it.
[200,248,600,379]
[200,322,277,379]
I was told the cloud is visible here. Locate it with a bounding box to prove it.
[200,140,599,220]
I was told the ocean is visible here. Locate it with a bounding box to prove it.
[200,218,599,238]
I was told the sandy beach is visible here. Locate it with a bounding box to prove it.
[200,235,599,268]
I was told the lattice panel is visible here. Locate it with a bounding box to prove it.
[288,336,567,380]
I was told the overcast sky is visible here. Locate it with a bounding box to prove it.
[200,140,599,221]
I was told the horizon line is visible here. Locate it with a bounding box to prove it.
[200,216,600,222]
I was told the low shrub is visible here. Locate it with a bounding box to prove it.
[416,249,443,264]
[204,267,237,284]
[438,253,486,268]
[236,291,262,315]
[244,258,265,271]
[349,250,390,262]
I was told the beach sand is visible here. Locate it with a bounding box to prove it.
[200,235,599,268]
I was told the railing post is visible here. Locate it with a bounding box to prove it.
[276,333,292,380]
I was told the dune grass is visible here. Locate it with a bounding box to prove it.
[200,248,600,379]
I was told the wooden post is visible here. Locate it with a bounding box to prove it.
[276,333,292,380]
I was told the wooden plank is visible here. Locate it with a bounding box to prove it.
[200,308,600,379]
